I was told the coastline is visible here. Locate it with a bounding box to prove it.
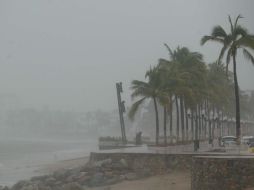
[38,156,191,190]
[5,152,191,190]
[36,156,90,174]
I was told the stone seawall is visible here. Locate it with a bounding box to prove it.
[90,152,194,173]
[191,156,254,190]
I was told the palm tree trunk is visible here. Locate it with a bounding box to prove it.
[221,111,224,136]
[191,109,194,140]
[212,105,215,139]
[195,106,199,141]
[204,100,208,139]
[185,103,189,141]
[207,104,212,144]
[175,96,180,143]
[169,95,173,144]
[198,104,201,139]
[180,96,185,142]
[153,97,159,145]
[163,106,167,146]
[233,54,241,143]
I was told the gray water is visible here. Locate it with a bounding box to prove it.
[0,138,97,186]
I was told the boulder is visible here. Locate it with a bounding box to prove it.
[62,182,83,190]
[92,159,112,167]
[12,180,31,190]
[124,173,138,181]
[89,172,105,187]
[119,159,128,168]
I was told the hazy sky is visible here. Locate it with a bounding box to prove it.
[0,0,254,112]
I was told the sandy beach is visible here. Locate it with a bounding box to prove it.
[91,171,191,190]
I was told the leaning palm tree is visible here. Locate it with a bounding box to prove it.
[128,67,163,145]
[201,15,254,142]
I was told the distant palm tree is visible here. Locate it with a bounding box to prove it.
[128,67,163,145]
[201,15,254,141]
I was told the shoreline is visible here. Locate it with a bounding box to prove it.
[35,156,90,174]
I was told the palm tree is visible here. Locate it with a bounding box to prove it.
[201,15,254,141]
[128,67,163,145]
[163,45,205,142]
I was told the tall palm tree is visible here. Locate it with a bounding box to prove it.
[128,67,163,145]
[201,15,254,141]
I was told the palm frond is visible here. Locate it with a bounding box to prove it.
[211,25,228,38]
[234,14,243,29]
[234,25,248,37]
[237,36,254,49]
[130,80,148,90]
[200,36,224,45]
[128,97,146,121]
[218,45,228,61]
[164,43,174,60]
[158,58,171,68]
[243,48,254,65]
[131,87,152,99]
[228,15,234,34]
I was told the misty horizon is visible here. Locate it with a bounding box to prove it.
[1,0,254,112]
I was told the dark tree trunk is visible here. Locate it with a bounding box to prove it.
[208,104,212,144]
[169,95,173,144]
[153,97,159,145]
[212,106,215,139]
[195,106,199,141]
[217,109,221,137]
[175,96,180,142]
[198,104,201,139]
[221,112,224,136]
[233,54,241,143]
[163,106,167,146]
[204,100,208,139]
[191,109,194,140]
[180,96,185,142]
[185,103,189,141]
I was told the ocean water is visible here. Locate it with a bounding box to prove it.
[0,138,97,186]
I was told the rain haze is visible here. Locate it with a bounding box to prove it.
[0,0,254,111]
[1,0,254,189]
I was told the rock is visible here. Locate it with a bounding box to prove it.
[93,159,112,167]
[37,185,52,190]
[12,180,31,190]
[45,177,56,186]
[31,175,48,182]
[0,187,9,190]
[53,170,68,180]
[89,172,105,186]
[65,175,75,183]
[20,184,39,190]
[136,168,152,178]
[105,176,121,185]
[119,159,128,168]
[62,182,83,190]
[104,171,114,178]
[78,175,91,185]
[124,173,138,181]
